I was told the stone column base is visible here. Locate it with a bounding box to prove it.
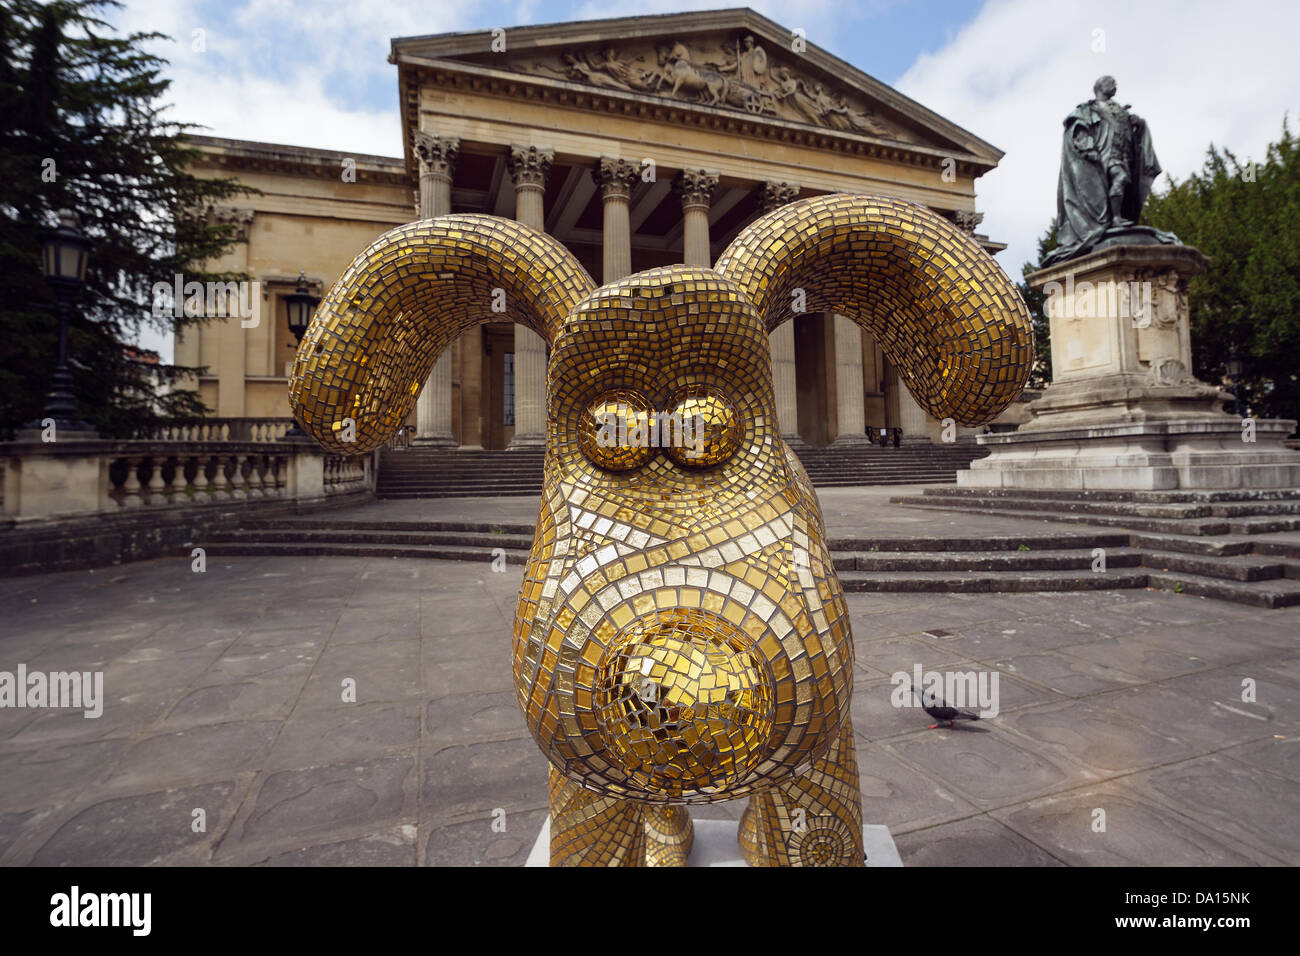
[412,436,457,448]
[960,417,1300,491]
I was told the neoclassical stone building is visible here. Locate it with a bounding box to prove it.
[179,138,412,420]
[187,8,1012,447]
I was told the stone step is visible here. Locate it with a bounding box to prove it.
[376,480,543,490]
[1209,501,1300,517]
[919,486,1300,504]
[379,470,543,478]
[1251,537,1300,561]
[1143,570,1300,609]
[383,451,545,459]
[1127,531,1253,558]
[376,444,985,496]
[1138,550,1292,582]
[826,532,1129,552]
[203,541,529,563]
[833,549,1141,573]
[204,518,1299,607]
[889,499,1233,536]
[378,486,540,495]
[908,494,1229,520]
[207,528,535,550]
[237,518,537,535]
[836,568,1149,593]
[807,477,958,486]
[1227,515,1300,535]
[377,490,538,499]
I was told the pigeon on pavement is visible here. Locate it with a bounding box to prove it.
[913,683,980,729]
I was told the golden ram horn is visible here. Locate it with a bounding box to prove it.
[288,215,595,453]
[714,194,1032,426]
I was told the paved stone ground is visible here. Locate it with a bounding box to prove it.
[1,488,1296,866]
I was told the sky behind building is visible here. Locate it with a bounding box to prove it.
[110,0,1300,358]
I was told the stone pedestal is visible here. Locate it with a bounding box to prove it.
[3,436,106,520]
[962,243,1300,490]
[524,818,902,867]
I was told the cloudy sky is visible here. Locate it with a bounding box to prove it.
[110,0,1298,357]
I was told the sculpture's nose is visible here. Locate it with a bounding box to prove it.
[594,609,774,796]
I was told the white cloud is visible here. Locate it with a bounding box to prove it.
[112,0,495,157]
[895,0,1300,274]
[116,0,1295,359]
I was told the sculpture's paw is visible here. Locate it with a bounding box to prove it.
[644,804,694,867]
[738,801,763,867]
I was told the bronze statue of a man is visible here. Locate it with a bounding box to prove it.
[1044,76,1177,265]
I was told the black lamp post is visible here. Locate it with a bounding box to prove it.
[1225,350,1244,417]
[284,270,319,346]
[280,271,320,440]
[27,211,95,435]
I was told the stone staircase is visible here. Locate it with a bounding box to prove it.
[206,517,536,561]
[203,507,1300,608]
[891,487,1300,536]
[374,441,987,498]
[789,441,987,487]
[883,487,1300,607]
[376,448,545,498]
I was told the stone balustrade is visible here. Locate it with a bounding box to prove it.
[145,418,297,443]
[2,438,373,520]
[107,447,293,509]
[323,454,369,493]
[1,433,377,574]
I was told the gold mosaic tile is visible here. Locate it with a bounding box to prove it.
[288,194,1032,867]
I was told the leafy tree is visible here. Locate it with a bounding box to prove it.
[1016,219,1059,388]
[0,0,250,438]
[1142,117,1300,431]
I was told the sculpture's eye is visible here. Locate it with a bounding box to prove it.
[664,386,742,468]
[577,389,656,472]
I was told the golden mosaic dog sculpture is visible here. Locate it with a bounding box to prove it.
[288,194,1032,866]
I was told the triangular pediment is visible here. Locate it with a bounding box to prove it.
[391,8,1002,163]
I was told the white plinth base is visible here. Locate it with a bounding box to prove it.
[525,818,903,867]
[960,418,1300,491]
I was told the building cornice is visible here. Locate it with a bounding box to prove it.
[185,135,410,188]
[391,7,1003,175]
[396,56,996,185]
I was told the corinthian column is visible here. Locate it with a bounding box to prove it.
[897,385,933,443]
[832,314,868,443]
[674,169,718,267]
[759,182,800,440]
[508,145,554,449]
[592,157,639,283]
[413,131,459,446]
[416,131,457,219]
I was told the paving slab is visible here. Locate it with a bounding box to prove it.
[0,493,1297,865]
[893,815,1066,867]
[990,781,1282,866]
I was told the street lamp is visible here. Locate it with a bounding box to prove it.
[27,210,95,436]
[281,271,320,440]
[284,270,319,345]
[1225,350,1244,417]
